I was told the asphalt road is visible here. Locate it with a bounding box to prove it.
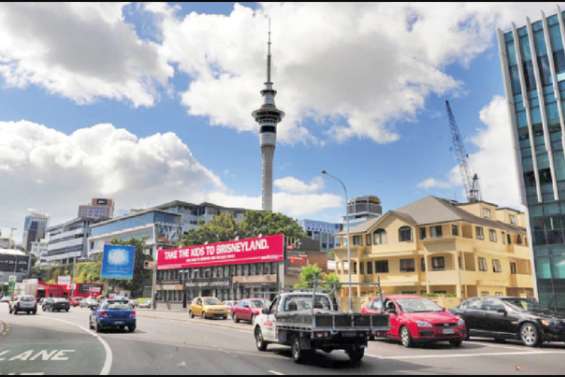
[1,304,565,375]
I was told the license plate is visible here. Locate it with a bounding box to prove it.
[114,321,125,325]
[442,328,455,335]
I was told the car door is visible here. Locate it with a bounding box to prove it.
[481,298,510,337]
[384,299,401,339]
[457,298,485,335]
[262,297,279,342]
[241,301,252,321]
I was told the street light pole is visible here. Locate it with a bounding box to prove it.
[321,170,352,313]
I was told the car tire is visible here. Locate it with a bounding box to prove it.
[233,314,239,323]
[400,326,414,348]
[450,340,463,347]
[291,336,308,364]
[95,322,101,333]
[202,312,207,320]
[254,327,268,351]
[128,326,136,333]
[347,345,365,365]
[520,322,542,347]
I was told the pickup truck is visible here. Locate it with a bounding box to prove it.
[253,291,389,364]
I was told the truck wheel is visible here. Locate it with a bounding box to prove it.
[400,327,414,348]
[347,346,365,365]
[189,310,194,319]
[254,327,268,351]
[291,337,308,364]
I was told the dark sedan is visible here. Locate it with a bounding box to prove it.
[453,296,565,347]
[42,298,70,312]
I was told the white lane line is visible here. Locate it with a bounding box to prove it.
[467,341,529,351]
[269,370,285,375]
[366,350,563,360]
[41,317,112,375]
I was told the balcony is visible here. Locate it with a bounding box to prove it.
[426,270,459,285]
[510,274,534,288]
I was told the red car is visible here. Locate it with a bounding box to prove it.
[69,297,83,307]
[361,295,466,348]
[231,298,267,324]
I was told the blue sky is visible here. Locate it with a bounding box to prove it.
[0,3,554,238]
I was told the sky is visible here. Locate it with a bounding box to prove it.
[0,2,563,242]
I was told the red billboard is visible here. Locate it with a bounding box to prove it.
[157,234,285,270]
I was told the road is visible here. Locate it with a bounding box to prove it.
[1,305,565,375]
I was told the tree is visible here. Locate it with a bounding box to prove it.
[180,210,306,246]
[294,264,341,291]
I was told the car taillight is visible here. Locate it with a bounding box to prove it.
[99,310,109,318]
[130,311,136,319]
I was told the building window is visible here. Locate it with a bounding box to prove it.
[501,231,506,244]
[523,171,536,187]
[489,229,497,242]
[400,259,415,273]
[352,261,357,274]
[539,168,553,185]
[451,224,459,236]
[352,235,363,246]
[507,234,512,244]
[478,257,488,272]
[360,262,365,275]
[365,234,372,246]
[375,260,389,273]
[476,226,484,240]
[419,227,427,240]
[516,234,523,245]
[510,215,517,225]
[367,261,373,274]
[431,225,443,238]
[399,226,412,242]
[493,259,502,273]
[510,262,518,275]
[431,256,446,271]
[482,208,492,218]
[373,229,386,245]
[421,257,426,271]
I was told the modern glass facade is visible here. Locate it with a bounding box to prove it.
[498,9,565,310]
[22,213,48,252]
[298,219,343,251]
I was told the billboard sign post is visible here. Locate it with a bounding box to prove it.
[101,245,136,280]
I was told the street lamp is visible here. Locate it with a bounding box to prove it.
[321,170,352,313]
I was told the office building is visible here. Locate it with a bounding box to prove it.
[298,219,342,252]
[78,198,114,220]
[22,212,48,252]
[498,8,565,309]
[0,249,29,284]
[344,195,383,226]
[334,196,534,308]
[46,218,94,264]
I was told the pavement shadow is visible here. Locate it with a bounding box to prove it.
[470,337,565,349]
[373,338,484,351]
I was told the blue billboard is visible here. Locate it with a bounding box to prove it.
[101,245,136,280]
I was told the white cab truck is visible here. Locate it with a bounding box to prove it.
[253,291,389,364]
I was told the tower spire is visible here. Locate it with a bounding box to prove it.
[267,17,272,84]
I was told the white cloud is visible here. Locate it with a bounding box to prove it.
[0,3,173,106]
[0,120,223,230]
[152,2,565,145]
[274,176,324,194]
[418,96,523,209]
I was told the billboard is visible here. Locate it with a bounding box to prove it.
[57,275,71,287]
[101,244,136,280]
[157,234,285,270]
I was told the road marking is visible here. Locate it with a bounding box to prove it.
[40,317,112,375]
[367,350,564,360]
[467,341,529,351]
[269,370,285,375]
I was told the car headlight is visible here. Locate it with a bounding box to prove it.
[416,321,433,328]
[540,319,557,327]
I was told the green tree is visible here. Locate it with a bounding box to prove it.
[180,213,240,246]
[294,265,342,291]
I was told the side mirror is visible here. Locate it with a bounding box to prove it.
[262,308,270,315]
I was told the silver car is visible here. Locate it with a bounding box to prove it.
[9,295,37,315]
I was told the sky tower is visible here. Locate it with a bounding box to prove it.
[252,21,284,212]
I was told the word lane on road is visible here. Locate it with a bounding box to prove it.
[0,313,107,375]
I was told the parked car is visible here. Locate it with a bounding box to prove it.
[0,296,11,303]
[189,297,228,319]
[81,297,99,309]
[9,295,37,315]
[69,297,83,307]
[137,299,152,309]
[232,298,268,324]
[224,300,237,318]
[453,296,565,347]
[42,297,70,312]
[362,295,466,348]
[89,299,136,333]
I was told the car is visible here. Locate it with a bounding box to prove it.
[0,296,11,303]
[8,295,37,315]
[81,297,99,309]
[89,299,136,333]
[452,296,565,347]
[362,295,466,348]
[69,297,83,307]
[42,297,70,312]
[137,299,152,309]
[189,296,229,319]
[232,298,268,324]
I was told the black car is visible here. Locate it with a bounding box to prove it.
[42,298,70,312]
[453,296,565,347]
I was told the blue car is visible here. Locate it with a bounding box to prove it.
[89,300,136,333]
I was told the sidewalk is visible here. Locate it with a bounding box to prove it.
[136,309,253,332]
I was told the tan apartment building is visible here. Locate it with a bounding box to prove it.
[334,196,535,305]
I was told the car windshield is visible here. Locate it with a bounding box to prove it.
[396,298,443,313]
[203,298,221,305]
[284,295,332,312]
[21,296,35,302]
[105,303,131,310]
[249,300,265,308]
[503,298,549,312]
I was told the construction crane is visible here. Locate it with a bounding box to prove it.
[445,100,481,202]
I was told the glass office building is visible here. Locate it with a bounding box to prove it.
[498,8,565,310]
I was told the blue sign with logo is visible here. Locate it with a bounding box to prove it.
[101,245,136,280]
